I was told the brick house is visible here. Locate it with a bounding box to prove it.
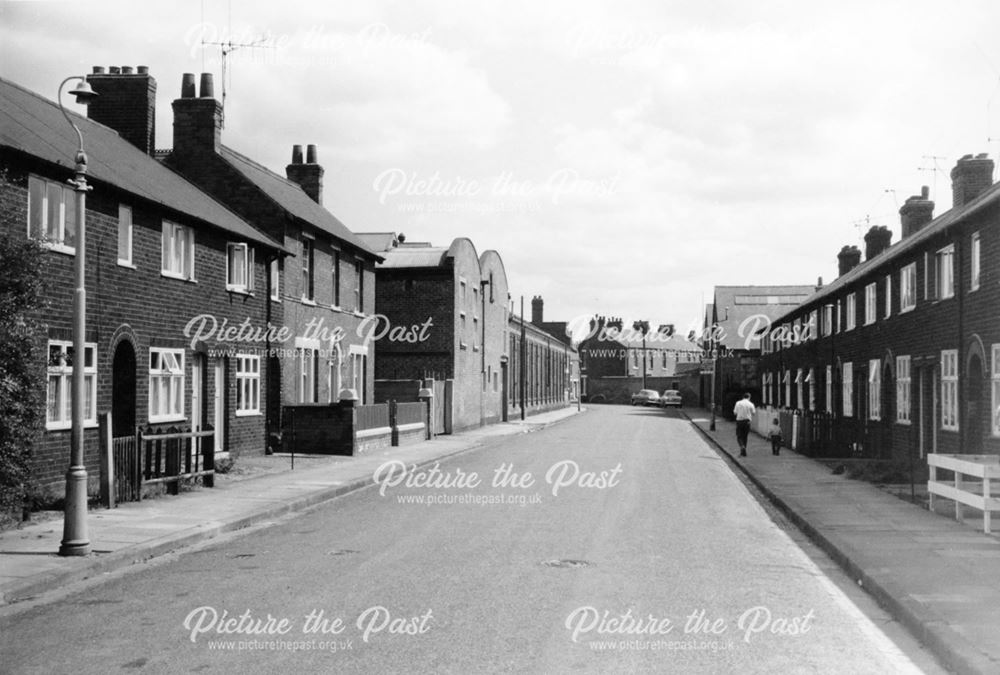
[758,154,1000,462]
[90,71,385,450]
[578,315,702,405]
[358,233,510,432]
[0,74,287,490]
[699,285,816,415]
[508,297,580,417]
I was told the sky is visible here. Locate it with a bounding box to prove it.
[3,0,999,339]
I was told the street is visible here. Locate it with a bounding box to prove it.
[0,406,946,674]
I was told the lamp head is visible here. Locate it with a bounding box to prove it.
[68,79,98,105]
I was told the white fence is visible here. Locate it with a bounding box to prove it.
[928,454,1000,534]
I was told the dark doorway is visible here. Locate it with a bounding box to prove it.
[112,341,137,437]
[967,354,985,454]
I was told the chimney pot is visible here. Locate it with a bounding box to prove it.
[864,225,893,260]
[137,65,149,74]
[92,66,105,74]
[109,66,121,74]
[199,73,214,98]
[306,144,318,164]
[899,186,935,238]
[531,296,544,325]
[181,73,196,98]
[121,66,133,74]
[291,144,303,164]
[286,144,324,203]
[837,245,862,277]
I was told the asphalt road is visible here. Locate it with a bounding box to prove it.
[0,406,947,674]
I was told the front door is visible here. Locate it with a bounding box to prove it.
[213,360,225,455]
[111,341,136,437]
[967,354,985,454]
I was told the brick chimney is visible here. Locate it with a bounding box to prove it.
[531,296,544,325]
[86,65,156,155]
[656,324,674,336]
[815,276,824,292]
[951,153,995,208]
[863,225,892,260]
[286,144,324,204]
[899,186,934,237]
[171,73,222,157]
[837,245,861,277]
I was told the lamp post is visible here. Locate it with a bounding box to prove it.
[632,320,649,390]
[58,76,98,557]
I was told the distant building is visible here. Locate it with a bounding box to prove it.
[358,233,510,432]
[579,315,702,405]
[508,296,580,417]
[759,154,1000,462]
[700,285,815,415]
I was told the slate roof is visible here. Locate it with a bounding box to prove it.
[0,77,285,252]
[356,232,397,253]
[711,285,816,350]
[218,146,379,259]
[769,179,1000,325]
[377,245,450,269]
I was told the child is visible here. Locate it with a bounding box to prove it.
[768,417,782,456]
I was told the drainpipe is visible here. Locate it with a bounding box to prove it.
[957,236,964,456]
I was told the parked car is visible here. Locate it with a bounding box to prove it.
[630,389,661,406]
[659,389,683,408]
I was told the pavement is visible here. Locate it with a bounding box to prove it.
[686,409,1000,675]
[0,406,583,609]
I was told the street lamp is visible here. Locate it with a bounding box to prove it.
[632,320,649,390]
[58,76,97,557]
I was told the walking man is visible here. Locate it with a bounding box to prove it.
[734,392,756,457]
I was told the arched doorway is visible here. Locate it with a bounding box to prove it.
[967,353,985,455]
[112,341,137,437]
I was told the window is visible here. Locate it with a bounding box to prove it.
[807,368,815,411]
[936,245,954,300]
[941,350,958,430]
[328,346,342,403]
[28,174,77,253]
[301,237,314,301]
[763,372,771,405]
[842,362,853,417]
[149,348,185,422]
[900,263,916,312]
[161,221,195,280]
[808,310,818,340]
[970,232,981,291]
[331,250,340,307]
[235,355,260,415]
[350,353,366,403]
[473,316,479,350]
[783,370,791,407]
[864,283,876,325]
[270,260,280,301]
[822,305,833,337]
[993,345,1000,436]
[298,348,317,403]
[662,351,668,369]
[354,260,363,312]
[117,205,133,266]
[825,365,833,413]
[226,243,254,293]
[896,355,911,424]
[884,274,891,318]
[795,369,803,410]
[460,279,467,304]
[868,359,881,420]
[632,349,639,370]
[845,294,856,331]
[46,341,96,429]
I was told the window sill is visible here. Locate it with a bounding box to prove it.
[161,271,197,283]
[896,420,912,426]
[226,286,254,297]
[117,261,137,269]
[353,311,365,318]
[235,409,262,417]
[43,243,76,256]
[460,343,468,350]
[899,305,916,314]
[149,415,187,424]
[46,420,98,432]
[301,298,317,306]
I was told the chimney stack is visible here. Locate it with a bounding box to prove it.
[171,73,222,157]
[286,144,325,204]
[837,245,862,277]
[863,225,892,260]
[816,276,823,292]
[86,65,157,155]
[951,153,995,208]
[899,186,934,238]
[531,296,544,325]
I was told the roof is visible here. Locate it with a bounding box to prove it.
[356,232,397,253]
[219,146,379,259]
[712,285,816,350]
[771,181,1000,325]
[377,245,450,269]
[0,77,285,252]
[614,330,702,353]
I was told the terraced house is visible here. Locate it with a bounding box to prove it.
[757,153,1000,464]
[0,73,288,489]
